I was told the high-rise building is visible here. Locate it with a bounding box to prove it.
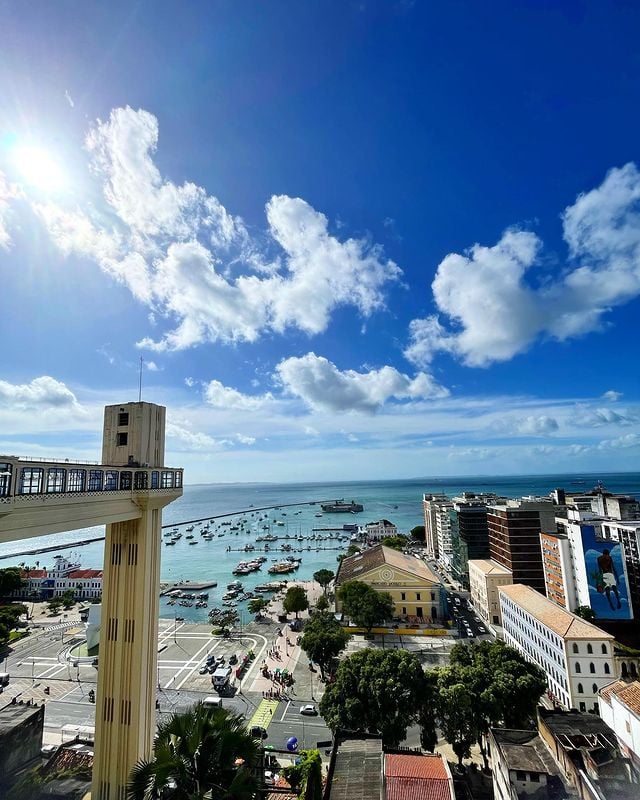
[449,493,500,588]
[422,493,448,560]
[601,519,640,623]
[488,500,556,593]
[540,531,576,610]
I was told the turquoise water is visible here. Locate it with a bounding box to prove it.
[1,473,638,623]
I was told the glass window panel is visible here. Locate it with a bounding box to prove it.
[47,468,66,493]
[88,470,103,491]
[20,467,43,494]
[104,470,119,491]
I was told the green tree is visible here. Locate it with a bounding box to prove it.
[299,611,351,677]
[381,535,408,551]
[0,567,24,599]
[338,580,394,631]
[435,668,475,766]
[411,525,426,542]
[574,605,596,621]
[283,749,323,800]
[320,649,436,748]
[47,598,62,616]
[314,594,330,612]
[313,569,335,594]
[247,597,269,619]
[60,589,76,609]
[283,585,308,618]
[127,703,258,800]
[0,604,27,646]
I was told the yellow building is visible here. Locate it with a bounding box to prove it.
[335,544,444,621]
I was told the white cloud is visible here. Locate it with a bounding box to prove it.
[0,376,78,409]
[33,107,399,351]
[602,390,623,402]
[598,433,640,450]
[573,406,638,428]
[0,171,16,250]
[204,379,272,411]
[165,422,224,450]
[236,434,256,445]
[406,164,640,368]
[275,352,448,413]
[513,415,559,436]
[145,360,160,372]
[64,90,75,108]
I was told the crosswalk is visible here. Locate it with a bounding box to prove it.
[247,699,279,730]
[44,621,79,633]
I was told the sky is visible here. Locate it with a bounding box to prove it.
[0,0,639,483]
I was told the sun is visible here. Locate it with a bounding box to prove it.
[12,145,67,192]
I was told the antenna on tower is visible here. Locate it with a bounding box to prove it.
[138,356,144,402]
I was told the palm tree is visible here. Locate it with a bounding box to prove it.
[127,704,260,800]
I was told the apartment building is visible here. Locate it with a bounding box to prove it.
[541,532,576,609]
[499,583,615,712]
[468,558,513,626]
[488,500,556,593]
[449,493,498,588]
[599,680,640,775]
[423,493,448,559]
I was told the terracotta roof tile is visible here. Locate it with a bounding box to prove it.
[337,545,441,585]
[384,754,452,800]
[600,680,640,715]
[469,559,512,576]
[68,569,103,579]
[499,584,614,640]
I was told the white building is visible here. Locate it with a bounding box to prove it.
[469,559,513,627]
[499,584,615,713]
[599,680,640,774]
[422,493,448,559]
[20,555,103,600]
[362,519,398,541]
[488,728,559,800]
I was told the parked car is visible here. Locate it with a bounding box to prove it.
[199,666,209,675]
[250,725,268,740]
[229,654,238,665]
[300,704,318,716]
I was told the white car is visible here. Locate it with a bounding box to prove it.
[300,704,318,716]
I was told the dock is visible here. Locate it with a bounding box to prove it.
[159,580,218,596]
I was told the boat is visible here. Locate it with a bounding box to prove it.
[186,534,194,540]
[165,541,176,546]
[186,526,195,532]
[314,513,322,518]
[320,499,364,513]
[189,541,198,545]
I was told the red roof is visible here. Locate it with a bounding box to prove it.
[68,569,103,579]
[385,755,452,800]
[23,569,46,578]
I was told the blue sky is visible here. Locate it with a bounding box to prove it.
[0,0,639,482]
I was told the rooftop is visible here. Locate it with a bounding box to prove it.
[490,729,557,774]
[0,700,43,734]
[538,709,619,748]
[68,569,103,579]
[328,738,382,800]
[499,584,615,640]
[384,753,452,800]
[469,558,513,576]
[336,545,441,585]
[600,680,640,716]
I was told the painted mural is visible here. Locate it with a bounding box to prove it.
[583,525,633,620]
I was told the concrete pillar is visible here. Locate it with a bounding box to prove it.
[91,501,164,800]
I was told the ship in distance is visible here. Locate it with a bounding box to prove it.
[320,499,364,513]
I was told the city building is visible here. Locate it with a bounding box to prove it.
[487,727,562,800]
[361,519,398,541]
[537,708,637,800]
[449,493,497,588]
[335,544,444,622]
[468,558,513,626]
[0,401,183,800]
[488,499,557,593]
[17,555,103,601]
[599,680,640,775]
[384,752,454,800]
[601,520,640,625]
[499,584,616,712]
[422,493,448,560]
[541,532,576,610]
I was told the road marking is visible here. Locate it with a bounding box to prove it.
[280,700,291,722]
[170,638,220,691]
[248,699,279,730]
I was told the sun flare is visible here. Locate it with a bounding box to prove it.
[12,145,67,192]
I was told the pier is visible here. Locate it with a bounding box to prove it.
[160,498,336,529]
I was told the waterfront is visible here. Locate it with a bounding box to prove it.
[1,472,638,623]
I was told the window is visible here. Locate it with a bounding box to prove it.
[601,644,608,654]
[119,471,132,490]
[587,644,593,654]
[104,470,119,491]
[575,662,581,673]
[116,432,128,446]
[604,663,610,675]
[20,467,43,494]
[88,470,103,491]
[401,592,406,601]
[589,662,595,674]
[431,592,436,601]
[592,683,598,694]
[161,471,173,489]
[402,607,407,615]
[67,469,86,492]
[572,643,579,654]
[579,702,586,712]
[174,471,182,488]
[416,593,421,601]
[46,468,66,493]
[516,771,527,782]
[118,412,129,426]
[151,471,159,489]
[577,683,583,694]
[134,471,148,490]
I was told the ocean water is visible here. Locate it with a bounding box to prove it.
[1,472,638,623]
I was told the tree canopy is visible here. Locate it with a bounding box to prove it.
[314,594,330,612]
[410,525,426,542]
[320,649,436,748]
[47,598,62,616]
[338,580,394,631]
[574,605,596,621]
[127,703,258,800]
[0,567,24,599]
[247,597,269,618]
[0,603,28,646]
[283,749,323,800]
[60,589,76,609]
[299,610,351,676]
[283,585,309,618]
[380,535,408,551]
[312,569,335,593]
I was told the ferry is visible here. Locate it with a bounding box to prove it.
[320,499,364,513]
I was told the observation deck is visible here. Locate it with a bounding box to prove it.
[0,455,183,542]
